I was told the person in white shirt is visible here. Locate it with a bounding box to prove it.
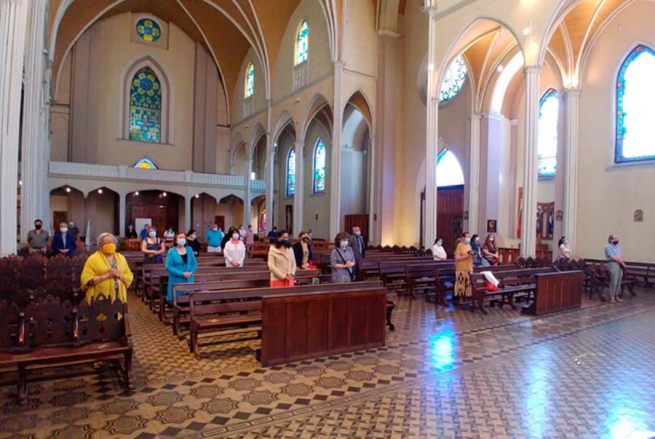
[163,228,175,242]
[224,231,246,267]
[558,236,572,260]
[431,237,448,261]
[238,225,247,242]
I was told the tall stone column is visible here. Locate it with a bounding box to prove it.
[329,61,344,238]
[468,113,481,234]
[292,140,304,235]
[563,88,580,252]
[264,101,274,233]
[184,196,191,232]
[519,66,542,257]
[21,0,49,241]
[0,0,29,256]
[244,158,252,229]
[118,192,126,237]
[424,5,439,248]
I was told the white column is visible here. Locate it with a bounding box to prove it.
[520,66,542,257]
[184,197,191,232]
[118,192,126,237]
[424,6,439,248]
[329,61,344,238]
[20,0,48,243]
[468,113,481,233]
[244,158,252,228]
[563,88,580,253]
[0,0,29,256]
[292,140,304,235]
[265,143,274,232]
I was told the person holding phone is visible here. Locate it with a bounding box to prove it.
[453,232,475,303]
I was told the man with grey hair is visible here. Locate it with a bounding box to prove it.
[605,233,626,303]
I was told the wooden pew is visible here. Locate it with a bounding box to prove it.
[521,270,585,316]
[404,262,455,299]
[585,258,654,288]
[469,268,553,314]
[0,295,132,404]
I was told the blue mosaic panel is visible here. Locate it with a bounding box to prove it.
[313,139,326,194]
[129,67,162,143]
[286,149,296,197]
[538,88,558,177]
[136,18,161,42]
[245,63,255,98]
[616,45,655,163]
[296,21,309,65]
[134,158,157,169]
[440,56,467,103]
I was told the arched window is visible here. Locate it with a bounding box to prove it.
[616,45,655,163]
[312,139,326,194]
[436,150,465,187]
[538,88,559,177]
[134,158,158,169]
[129,67,162,143]
[295,21,309,65]
[286,149,296,197]
[440,56,467,103]
[245,63,255,99]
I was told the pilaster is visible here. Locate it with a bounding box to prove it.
[293,140,304,235]
[424,6,439,248]
[563,88,581,252]
[329,61,345,239]
[468,113,481,234]
[244,159,252,229]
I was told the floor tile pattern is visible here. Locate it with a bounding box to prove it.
[0,288,654,438]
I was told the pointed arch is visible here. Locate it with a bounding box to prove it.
[300,93,332,142]
[615,44,655,163]
[248,123,267,158]
[436,150,465,187]
[538,88,559,177]
[344,90,373,129]
[134,158,158,169]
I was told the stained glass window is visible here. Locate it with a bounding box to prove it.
[136,18,161,42]
[134,158,157,169]
[436,150,465,187]
[616,45,655,163]
[295,21,309,65]
[538,88,559,177]
[286,149,296,197]
[313,139,326,194]
[440,56,467,103]
[245,63,255,98]
[129,67,161,143]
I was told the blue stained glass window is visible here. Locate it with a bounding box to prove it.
[245,63,255,98]
[538,88,559,177]
[134,158,157,169]
[286,149,296,197]
[440,56,467,103]
[616,45,655,163]
[436,150,465,187]
[136,18,161,42]
[313,139,326,194]
[129,67,161,143]
[296,21,309,65]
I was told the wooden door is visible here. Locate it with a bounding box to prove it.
[344,214,369,244]
[436,185,464,254]
[214,216,225,231]
[53,211,68,229]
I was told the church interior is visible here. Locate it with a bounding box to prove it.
[1,0,655,437]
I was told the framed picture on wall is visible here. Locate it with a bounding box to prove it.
[487,219,497,234]
[634,209,643,222]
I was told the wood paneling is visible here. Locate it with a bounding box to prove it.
[522,271,584,316]
[126,190,180,233]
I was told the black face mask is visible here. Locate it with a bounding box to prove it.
[612,240,619,246]
[35,224,42,230]
[279,239,290,248]
[302,237,310,243]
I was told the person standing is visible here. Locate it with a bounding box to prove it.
[205,224,223,253]
[605,234,625,303]
[141,227,165,264]
[52,222,77,257]
[348,226,366,263]
[125,224,138,239]
[27,219,49,254]
[239,225,247,242]
[559,236,572,260]
[68,221,81,241]
[292,231,314,269]
[454,232,475,303]
[268,231,296,287]
[481,234,500,266]
[431,237,448,261]
[165,232,198,303]
[470,234,483,266]
[224,230,246,267]
[245,225,255,252]
[139,224,150,240]
[331,232,356,283]
[81,233,133,303]
[186,229,201,256]
[267,226,279,244]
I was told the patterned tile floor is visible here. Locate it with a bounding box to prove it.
[1,288,655,438]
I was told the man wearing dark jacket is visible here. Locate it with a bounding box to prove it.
[348,226,366,262]
[292,231,313,268]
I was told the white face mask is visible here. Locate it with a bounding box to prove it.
[60,227,68,233]
[232,233,239,239]
[149,231,156,238]
[177,238,186,247]
[340,240,348,249]
[213,227,218,231]
[190,234,196,240]
[437,241,443,246]
[489,237,495,242]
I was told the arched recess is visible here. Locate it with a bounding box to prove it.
[300,93,333,142]
[190,192,218,236]
[228,132,245,174]
[273,121,297,234]
[119,54,173,143]
[248,123,266,159]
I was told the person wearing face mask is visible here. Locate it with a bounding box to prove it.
[245,225,255,252]
[481,234,500,266]
[27,219,50,254]
[223,229,246,267]
[221,227,237,252]
[330,232,357,283]
[348,226,366,263]
[52,221,77,257]
[558,236,572,260]
[165,232,198,303]
[125,224,138,239]
[205,224,224,253]
[81,233,133,303]
[454,232,475,302]
[470,234,483,266]
[268,231,297,287]
[141,227,165,264]
[605,234,626,303]
[186,229,201,256]
[292,231,314,269]
[431,237,448,261]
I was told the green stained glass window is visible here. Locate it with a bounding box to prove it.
[129,67,161,143]
[245,63,255,98]
[286,149,296,197]
[296,21,309,65]
[440,56,467,103]
[313,139,326,194]
[136,18,161,42]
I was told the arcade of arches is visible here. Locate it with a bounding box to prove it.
[1,0,655,437]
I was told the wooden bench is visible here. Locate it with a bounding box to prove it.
[404,262,455,299]
[585,258,653,289]
[521,270,585,316]
[469,268,553,314]
[0,295,132,403]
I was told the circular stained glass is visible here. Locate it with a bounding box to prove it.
[440,56,467,103]
[136,18,161,42]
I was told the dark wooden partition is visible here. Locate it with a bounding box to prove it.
[260,286,387,366]
[522,271,584,316]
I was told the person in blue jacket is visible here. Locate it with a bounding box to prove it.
[165,231,198,303]
[52,221,77,257]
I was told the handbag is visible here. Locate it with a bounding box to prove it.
[336,249,357,281]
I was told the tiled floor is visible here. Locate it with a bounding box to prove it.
[1,288,655,438]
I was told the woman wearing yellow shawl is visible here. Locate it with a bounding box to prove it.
[81,233,133,303]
